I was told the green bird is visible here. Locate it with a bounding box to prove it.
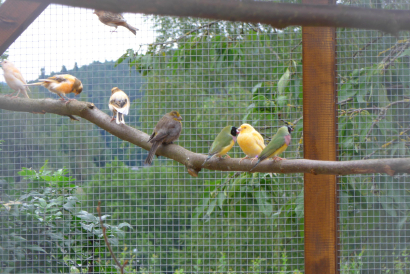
[202,126,238,166]
[250,125,292,171]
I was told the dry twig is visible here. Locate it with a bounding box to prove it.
[97,201,128,274]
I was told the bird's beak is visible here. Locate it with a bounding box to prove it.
[236,128,241,134]
[177,116,183,121]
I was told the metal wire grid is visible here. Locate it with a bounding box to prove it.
[0,3,304,274]
[337,1,410,271]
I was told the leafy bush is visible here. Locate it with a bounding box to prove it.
[0,162,132,273]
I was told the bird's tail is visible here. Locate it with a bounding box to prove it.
[249,159,261,172]
[125,24,138,35]
[21,88,30,98]
[24,82,43,86]
[144,141,161,165]
[202,155,212,167]
[116,113,125,125]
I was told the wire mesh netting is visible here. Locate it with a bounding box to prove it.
[2,0,410,273]
[337,1,410,272]
[0,3,304,274]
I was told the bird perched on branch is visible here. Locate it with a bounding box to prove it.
[93,10,138,35]
[144,111,183,165]
[250,125,293,172]
[108,87,130,125]
[236,123,265,164]
[1,60,30,98]
[202,126,237,166]
[25,74,83,103]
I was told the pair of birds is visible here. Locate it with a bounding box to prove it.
[1,60,83,102]
[1,61,129,126]
[203,123,292,171]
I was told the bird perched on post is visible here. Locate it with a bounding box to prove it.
[1,60,30,98]
[236,123,265,163]
[93,10,138,35]
[108,87,130,125]
[144,111,183,165]
[250,125,293,172]
[25,74,83,103]
[202,126,237,166]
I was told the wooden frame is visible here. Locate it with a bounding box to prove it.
[0,0,49,55]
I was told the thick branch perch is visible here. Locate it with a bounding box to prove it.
[32,0,410,35]
[1,95,410,177]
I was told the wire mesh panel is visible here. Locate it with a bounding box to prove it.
[0,2,304,274]
[337,0,410,272]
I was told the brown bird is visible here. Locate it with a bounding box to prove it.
[144,111,183,165]
[108,87,130,125]
[93,10,138,35]
[25,74,83,103]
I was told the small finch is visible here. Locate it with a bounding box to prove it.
[202,126,238,166]
[236,123,266,164]
[93,10,138,35]
[1,60,30,98]
[25,74,83,103]
[108,87,130,125]
[250,125,292,172]
[144,111,183,165]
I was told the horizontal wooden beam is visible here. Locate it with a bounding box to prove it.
[0,0,49,55]
[30,0,410,34]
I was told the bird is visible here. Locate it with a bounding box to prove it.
[250,125,293,172]
[236,123,265,164]
[108,87,130,125]
[144,111,183,165]
[1,60,30,98]
[93,10,138,35]
[25,74,83,103]
[202,126,237,166]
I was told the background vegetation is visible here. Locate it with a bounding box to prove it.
[1,0,410,272]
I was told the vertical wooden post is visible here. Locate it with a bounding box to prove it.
[302,0,337,272]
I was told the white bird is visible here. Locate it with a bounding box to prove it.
[1,60,30,98]
[108,87,130,124]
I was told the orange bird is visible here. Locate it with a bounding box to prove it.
[236,123,265,163]
[1,60,30,98]
[26,74,83,103]
[94,10,138,35]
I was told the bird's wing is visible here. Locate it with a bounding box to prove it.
[209,136,233,155]
[148,131,168,143]
[260,135,286,159]
[106,12,127,24]
[12,69,27,85]
[253,131,265,150]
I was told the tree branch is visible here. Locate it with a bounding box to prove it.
[1,95,410,177]
[31,0,410,35]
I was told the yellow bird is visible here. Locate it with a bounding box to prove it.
[236,123,265,163]
[25,74,83,103]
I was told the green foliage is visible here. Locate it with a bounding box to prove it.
[84,161,197,273]
[336,29,410,271]
[0,163,132,273]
